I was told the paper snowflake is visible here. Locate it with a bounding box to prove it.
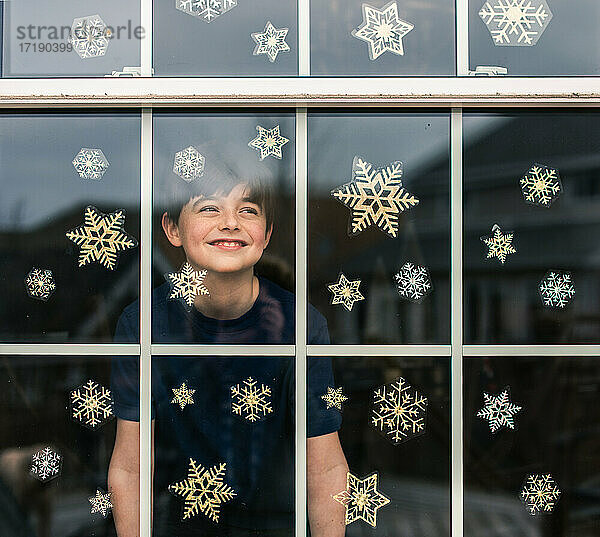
[333,471,390,528]
[520,473,561,515]
[230,377,273,422]
[89,488,113,518]
[70,379,114,429]
[72,148,110,180]
[328,273,365,312]
[172,382,196,410]
[479,0,553,46]
[539,270,575,308]
[321,386,348,411]
[173,146,205,182]
[248,125,289,160]
[169,459,236,522]
[176,0,238,23]
[251,21,290,63]
[332,156,418,238]
[66,206,138,271]
[481,224,516,264]
[165,262,210,311]
[25,268,56,301]
[520,164,562,207]
[352,1,414,60]
[30,447,62,482]
[394,262,433,302]
[476,387,522,433]
[371,376,428,445]
[70,15,110,59]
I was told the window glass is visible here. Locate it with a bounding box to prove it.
[311,0,455,76]
[0,111,141,343]
[464,110,600,344]
[465,356,600,534]
[309,111,450,344]
[153,0,297,76]
[2,0,142,77]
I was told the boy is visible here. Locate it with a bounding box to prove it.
[108,148,348,536]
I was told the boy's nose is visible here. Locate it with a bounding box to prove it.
[218,210,240,230]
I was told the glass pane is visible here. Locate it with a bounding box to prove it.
[308,356,450,535]
[151,110,296,344]
[311,0,455,76]
[464,356,600,535]
[2,1,142,77]
[309,111,451,344]
[153,1,297,76]
[464,110,600,344]
[0,111,141,343]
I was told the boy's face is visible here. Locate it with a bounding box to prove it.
[165,183,272,275]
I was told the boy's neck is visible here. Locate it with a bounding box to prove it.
[194,270,259,320]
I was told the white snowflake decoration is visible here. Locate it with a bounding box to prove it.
[251,21,290,63]
[352,1,414,60]
[520,473,561,515]
[321,386,349,411]
[165,262,210,311]
[333,471,390,528]
[70,379,114,429]
[175,0,238,23]
[30,447,62,482]
[480,223,517,264]
[520,164,562,207]
[248,125,289,160]
[72,148,110,180]
[539,270,575,308]
[371,376,428,445]
[479,0,553,46]
[328,273,365,312]
[89,488,113,518]
[394,262,433,302]
[25,268,56,301]
[230,377,273,422]
[70,15,110,59]
[331,156,418,238]
[173,146,205,182]
[476,387,522,433]
[172,382,196,410]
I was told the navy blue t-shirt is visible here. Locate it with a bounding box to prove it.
[111,277,341,536]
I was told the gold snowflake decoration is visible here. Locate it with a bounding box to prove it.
[70,379,114,429]
[248,125,289,160]
[89,488,113,518]
[169,459,236,522]
[165,261,209,310]
[328,273,365,312]
[331,155,419,238]
[520,163,562,207]
[333,471,390,528]
[230,377,273,422]
[520,473,561,515]
[66,205,137,270]
[171,382,196,410]
[481,223,516,264]
[321,386,348,411]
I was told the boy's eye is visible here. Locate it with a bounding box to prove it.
[241,207,259,215]
[198,205,218,212]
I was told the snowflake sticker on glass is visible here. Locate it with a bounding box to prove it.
[519,164,562,207]
[30,446,62,483]
[165,262,209,311]
[333,471,390,528]
[25,268,56,301]
[539,270,575,308]
[70,379,114,429]
[230,377,273,422]
[480,224,516,264]
[328,273,365,312]
[394,262,433,302]
[321,386,348,411]
[476,387,522,433]
[331,156,418,238]
[173,146,205,182]
[89,488,113,518]
[172,382,196,410]
[352,1,414,60]
[251,21,290,63]
[169,459,236,521]
[72,148,110,180]
[371,376,428,445]
[248,125,289,160]
[176,0,238,23]
[520,473,561,515]
[70,15,110,59]
[479,0,553,46]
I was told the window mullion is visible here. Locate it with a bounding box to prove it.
[298,0,310,75]
[141,0,153,76]
[456,0,469,75]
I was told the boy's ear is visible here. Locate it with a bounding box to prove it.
[161,212,183,247]
[264,223,273,248]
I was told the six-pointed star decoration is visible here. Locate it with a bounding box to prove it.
[328,273,365,312]
[520,163,562,207]
[66,206,138,270]
[72,148,110,180]
[333,471,390,527]
[476,387,522,433]
[352,1,414,60]
[70,379,115,429]
[172,382,196,410]
[321,386,348,411]
[70,14,110,59]
[251,21,290,63]
[248,125,289,160]
[165,261,210,311]
[89,488,113,518]
[481,223,517,264]
[520,473,561,515]
[25,268,56,301]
